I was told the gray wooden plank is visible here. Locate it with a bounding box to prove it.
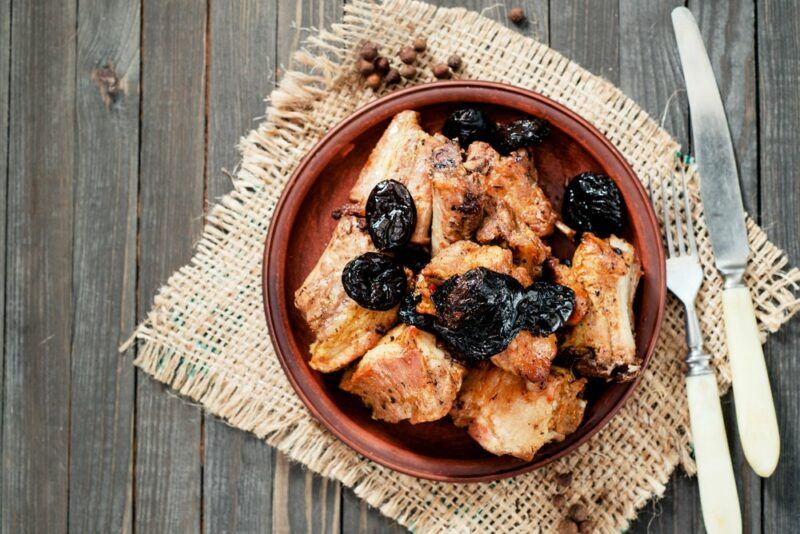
[694,2,761,533]
[758,1,800,532]
[549,0,619,83]
[67,1,140,532]
[1,0,76,532]
[272,454,341,534]
[203,1,277,532]
[136,1,207,532]
[0,0,10,520]
[341,488,406,534]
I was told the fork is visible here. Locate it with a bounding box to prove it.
[653,170,742,534]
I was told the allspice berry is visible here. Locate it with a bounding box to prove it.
[399,64,417,79]
[384,68,401,84]
[557,519,579,534]
[359,41,379,61]
[399,45,417,64]
[508,7,526,24]
[357,58,375,75]
[412,37,427,52]
[447,54,462,71]
[432,63,451,79]
[568,503,588,522]
[556,472,573,488]
[365,73,382,90]
[578,521,595,534]
[551,494,567,508]
[374,56,390,74]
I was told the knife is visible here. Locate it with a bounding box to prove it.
[672,6,780,478]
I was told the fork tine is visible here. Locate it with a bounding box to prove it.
[670,174,686,255]
[660,177,676,257]
[681,167,698,256]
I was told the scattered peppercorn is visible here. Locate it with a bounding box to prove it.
[578,521,594,534]
[508,7,526,24]
[374,56,390,74]
[432,63,451,79]
[365,73,382,90]
[359,41,379,61]
[552,494,567,508]
[399,46,417,64]
[556,472,573,488]
[568,503,588,522]
[413,37,427,52]
[447,54,463,71]
[384,68,401,84]
[357,58,375,75]
[557,519,579,534]
[399,64,417,79]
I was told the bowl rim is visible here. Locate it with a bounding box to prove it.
[263,80,666,482]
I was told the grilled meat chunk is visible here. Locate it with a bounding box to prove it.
[547,257,590,326]
[468,142,556,272]
[490,331,558,383]
[560,233,643,381]
[413,240,531,315]
[451,364,586,461]
[430,136,485,256]
[294,215,399,373]
[340,325,466,424]
[348,110,446,246]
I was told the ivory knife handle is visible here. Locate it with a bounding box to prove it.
[686,372,742,534]
[722,286,780,477]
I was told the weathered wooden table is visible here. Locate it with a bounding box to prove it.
[2,1,797,532]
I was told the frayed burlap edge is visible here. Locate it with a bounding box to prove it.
[124,1,800,532]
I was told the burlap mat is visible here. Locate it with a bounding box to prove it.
[125,1,800,531]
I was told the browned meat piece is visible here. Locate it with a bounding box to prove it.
[467,142,556,272]
[451,364,586,461]
[412,240,531,315]
[430,135,485,256]
[547,257,590,326]
[560,233,643,381]
[340,324,466,424]
[490,331,557,383]
[294,215,399,373]
[348,110,446,246]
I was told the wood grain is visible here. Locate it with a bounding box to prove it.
[272,455,341,534]
[758,1,800,532]
[136,1,207,532]
[549,0,619,84]
[68,0,140,532]
[0,0,9,520]
[203,2,277,532]
[1,1,76,532]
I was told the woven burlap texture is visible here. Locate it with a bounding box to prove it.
[126,1,800,532]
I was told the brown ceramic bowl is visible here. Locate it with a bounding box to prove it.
[263,81,665,482]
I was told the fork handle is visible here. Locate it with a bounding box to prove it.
[686,372,742,534]
[723,286,780,477]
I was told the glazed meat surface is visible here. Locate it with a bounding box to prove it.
[490,331,557,384]
[340,325,466,424]
[294,215,399,373]
[348,110,446,246]
[560,233,643,381]
[430,136,485,256]
[451,364,586,461]
[413,240,531,315]
[469,142,556,272]
[548,257,590,326]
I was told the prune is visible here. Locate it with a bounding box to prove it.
[516,281,575,336]
[365,180,417,250]
[395,244,431,274]
[431,268,524,364]
[398,293,435,330]
[441,108,494,146]
[562,172,624,236]
[493,117,551,154]
[342,252,407,311]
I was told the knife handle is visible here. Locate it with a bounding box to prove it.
[686,372,742,534]
[722,285,780,477]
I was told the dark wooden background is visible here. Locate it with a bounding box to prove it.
[1,0,797,532]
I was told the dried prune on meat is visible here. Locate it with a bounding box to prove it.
[399,293,435,330]
[492,117,551,154]
[562,172,624,236]
[342,252,407,311]
[365,180,417,250]
[516,281,575,336]
[441,108,495,146]
[431,267,524,364]
[395,243,431,274]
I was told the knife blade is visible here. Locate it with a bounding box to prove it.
[672,6,780,478]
